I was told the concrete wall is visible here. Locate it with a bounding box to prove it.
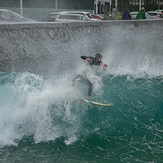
[0,20,163,76]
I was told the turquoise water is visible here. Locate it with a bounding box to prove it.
[0,68,163,162]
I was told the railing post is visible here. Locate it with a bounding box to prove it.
[20,0,23,16]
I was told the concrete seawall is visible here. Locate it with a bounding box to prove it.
[0,20,163,76]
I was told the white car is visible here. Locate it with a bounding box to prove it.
[44,12,62,22]
[130,12,139,19]
[58,11,101,21]
[130,12,150,19]
[155,9,163,14]
[55,14,96,22]
[147,11,162,18]
[130,11,161,19]
[0,9,34,22]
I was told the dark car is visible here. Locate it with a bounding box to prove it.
[0,9,34,22]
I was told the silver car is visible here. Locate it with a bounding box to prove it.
[155,9,163,14]
[130,11,160,19]
[0,9,33,22]
[147,11,162,18]
[55,14,96,22]
[57,11,101,21]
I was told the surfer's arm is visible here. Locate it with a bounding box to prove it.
[81,56,87,60]
[81,56,91,62]
[86,58,91,61]
[103,64,108,69]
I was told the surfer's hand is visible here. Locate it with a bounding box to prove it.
[88,97,90,101]
[103,64,108,68]
[86,58,91,61]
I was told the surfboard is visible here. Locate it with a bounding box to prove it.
[79,98,113,107]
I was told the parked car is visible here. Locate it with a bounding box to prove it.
[130,11,161,19]
[44,11,101,22]
[147,11,162,18]
[155,9,163,14]
[91,14,103,20]
[58,11,101,21]
[54,14,96,22]
[0,9,33,22]
[62,11,93,19]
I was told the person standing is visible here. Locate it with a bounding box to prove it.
[104,11,111,20]
[136,7,146,19]
[117,12,122,20]
[111,8,117,20]
[122,9,131,20]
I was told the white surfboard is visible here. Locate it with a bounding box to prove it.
[79,98,113,107]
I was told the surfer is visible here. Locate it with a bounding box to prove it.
[73,53,108,101]
[81,53,108,69]
[80,53,107,100]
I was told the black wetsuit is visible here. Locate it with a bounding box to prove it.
[73,75,92,97]
[73,54,103,98]
[81,56,102,65]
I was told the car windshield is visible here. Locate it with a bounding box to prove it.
[148,13,158,16]
[58,15,76,19]
[146,13,150,17]
[96,14,103,18]
[86,13,92,18]
[1,10,24,20]
[51,14,60,19]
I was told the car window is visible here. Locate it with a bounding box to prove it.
[77,16,87,20]
[148,13,158,16]
[92,15,95,18]
[76,13,85,16]
[68,15,77,19]
[2,11,22,20]
[146,13,150,17]
[58,15,77,20]
[51,14,60,19]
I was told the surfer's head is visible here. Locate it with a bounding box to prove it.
[95,53,103,61]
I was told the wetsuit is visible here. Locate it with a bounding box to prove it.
[73,53,106,100]
[81,56,102,65]
[73,75,92,98]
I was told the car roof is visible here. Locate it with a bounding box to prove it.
[155,9,163,12]
[50,12,62,15]
[130,12,138,14]
[0,9,11,12]
[148,11,159,13]
[50,11,91,15]
[57,14,92,20]
[59,13,87,17]
[61,11,91,14]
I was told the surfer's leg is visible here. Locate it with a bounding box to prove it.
[73,75,93,100]
[72,75,84,83]
[88,80,93,101]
